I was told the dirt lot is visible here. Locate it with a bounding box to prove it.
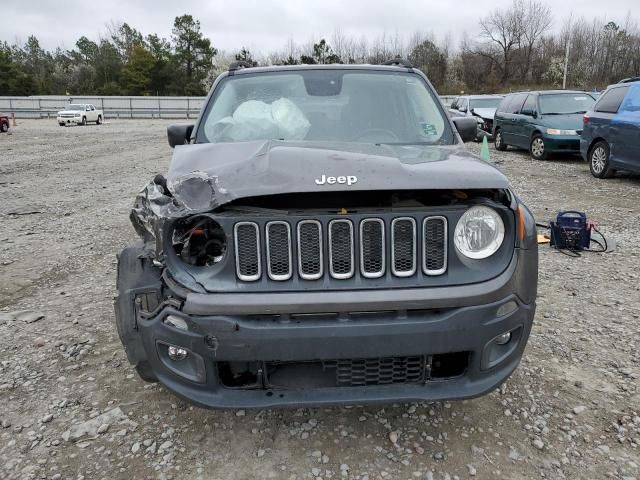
[1,119,639,480]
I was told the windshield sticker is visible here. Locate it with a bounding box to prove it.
[421,123,438,135]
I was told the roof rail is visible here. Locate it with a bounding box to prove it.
[618,76,640,84]
[228,61,255,72]
[382,58,413,68]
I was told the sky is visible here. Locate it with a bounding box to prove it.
[2,0,637,56]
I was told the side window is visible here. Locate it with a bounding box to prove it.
[618,84,640,113]
[595,86,629,113]
[450,98,458,109]
[521,95,537,115]
[507,93,527,114]
[496,96,511,113]
[90,105,95,111]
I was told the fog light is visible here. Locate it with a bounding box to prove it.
[167,346,188,361]
[495,332,512,345]
[164,315,188,331]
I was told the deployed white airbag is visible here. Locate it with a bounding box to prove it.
[208,98,310,142]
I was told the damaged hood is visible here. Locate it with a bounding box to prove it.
[131,141,509,254]
[167,141,509,205]
[471,108,497,120]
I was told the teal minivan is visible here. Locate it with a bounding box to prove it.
[493,91,596,159]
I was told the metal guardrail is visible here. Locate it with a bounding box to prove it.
[0,96,206,119]
[1,94,455,119]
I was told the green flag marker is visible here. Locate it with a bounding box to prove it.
[480,135,491,162]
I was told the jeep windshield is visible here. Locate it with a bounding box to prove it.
[539,93,595,115]
[66,105,84,111]
[198,69,454,145]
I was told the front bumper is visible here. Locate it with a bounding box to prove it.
[57,116,82,125]
[116,246,538,409]
[543,134,581,153]
[142,297,534,408]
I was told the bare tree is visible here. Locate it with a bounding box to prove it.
[517,0,552,82]
[477,0,524,83]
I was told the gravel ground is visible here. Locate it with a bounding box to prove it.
[1,119,639,480]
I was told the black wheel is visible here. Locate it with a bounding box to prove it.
[494,129,507,151]
[0,123,8,133]
[81,116,86,126]
[96,115,102,125]
[135,362,158,383]
[530,134,547,160]
[589,140,615,179]
[59,123,65,127]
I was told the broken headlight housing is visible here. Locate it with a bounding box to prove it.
[172,216,226,266]
[454,206,505,259]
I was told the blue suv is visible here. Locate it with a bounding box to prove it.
[581,78,640,178]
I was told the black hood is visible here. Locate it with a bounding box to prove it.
[130,141,510,254]
[167,140,510,208]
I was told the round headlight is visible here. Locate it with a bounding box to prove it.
[454,206,505,259]
[172,216,226,266]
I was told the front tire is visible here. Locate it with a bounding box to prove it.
[589,141,615,179]
[1,123,8,132]
[530,134,547,160]
[96,115,102,125]
[494,129,507,151]
[81,116,86,126]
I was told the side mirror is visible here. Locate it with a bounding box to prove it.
[167,124,194,148]
[452,116,478,142]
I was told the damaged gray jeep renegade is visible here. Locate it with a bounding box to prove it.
[115,61,538,408]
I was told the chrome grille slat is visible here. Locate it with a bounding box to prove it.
[329,219,354,279]
[234,222,261,281]
[360,219,385,278]
[423,216,447,276]
[297,220,323,280]
[266,221,292,281]
[391,217,417,277]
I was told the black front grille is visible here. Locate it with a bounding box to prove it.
[329,220,354,278]
[233,215,448,282]
[234,223,260,281]
[331,356,424,386]
[392,218,416,276]
[298,221,323,279]
[423,217,447,274]
[360,219,384,277]
[266,222,291,280]
[251,352,469,389]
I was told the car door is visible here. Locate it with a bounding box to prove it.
[611,83,640,172]
[514,94,537,148]
[501,93,527,146]
[591,85,631,167]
